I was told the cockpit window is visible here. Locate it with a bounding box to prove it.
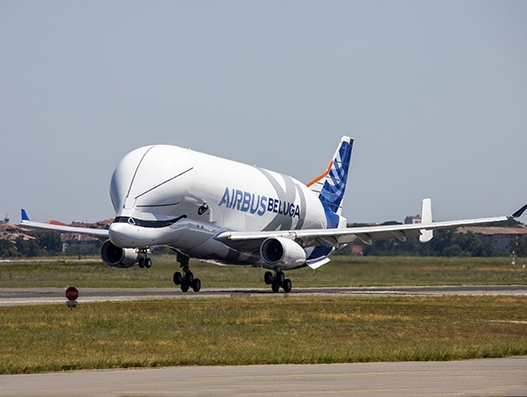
[113,215,187,228]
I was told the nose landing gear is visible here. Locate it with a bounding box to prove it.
[264,270,292,293]
[137,248,152,269]
[138,257,152,268]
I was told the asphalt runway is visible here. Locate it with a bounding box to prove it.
[1,356,526,397]
[0,285,527,306]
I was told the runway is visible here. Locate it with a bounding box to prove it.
[0,285,526,306]
[1,356,526,396]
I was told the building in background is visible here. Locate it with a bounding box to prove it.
[457,225,527,253]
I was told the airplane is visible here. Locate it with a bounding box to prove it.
[21,136,527,293]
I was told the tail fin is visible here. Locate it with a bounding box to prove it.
[307,136,353,226]
[21,209,30,222]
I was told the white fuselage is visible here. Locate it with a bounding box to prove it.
[108,145,329,268]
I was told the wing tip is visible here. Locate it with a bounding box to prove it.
[512,203,527,219]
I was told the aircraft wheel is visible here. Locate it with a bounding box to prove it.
[276,271,285,284]
[271,280,280,293]
[264,271,273,285]
[145,258,152,268]
[192,278,201,292]
[173,271,183,285]
[138,258,145,268]
[186,271,194,284]
[180,280,189,293]
[282,279,292,293]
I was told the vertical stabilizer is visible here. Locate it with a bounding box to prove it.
[307,137,353,227]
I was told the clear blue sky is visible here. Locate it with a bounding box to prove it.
[1,1,526,224]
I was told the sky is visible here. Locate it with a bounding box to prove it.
[1,1,526,224]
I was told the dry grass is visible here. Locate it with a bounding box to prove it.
[0,295,526,374]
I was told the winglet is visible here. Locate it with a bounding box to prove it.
[21,209,30,222]
[512,204,527,219]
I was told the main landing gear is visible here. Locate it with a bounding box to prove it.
[173,252,201,293]
[264,270,292,293]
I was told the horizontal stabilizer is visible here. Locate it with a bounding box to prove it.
[307,257,331,269]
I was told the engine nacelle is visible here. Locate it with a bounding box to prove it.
[260,237,307,269]
[100,240,140,268]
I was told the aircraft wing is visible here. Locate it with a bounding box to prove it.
[215,202,527,252]
[20,209,109,239]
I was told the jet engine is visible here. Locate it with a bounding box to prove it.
[260,237,306,269]
[100,240,140,268]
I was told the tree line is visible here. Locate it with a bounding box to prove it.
[1,226,526,258]
[0,231,100,258]
[0,231,63,257]
[338,219,527,257]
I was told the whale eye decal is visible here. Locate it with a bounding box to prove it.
[198,203,209,216]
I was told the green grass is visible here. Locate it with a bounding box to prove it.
[1,255,525,374]
[0,255,526,288]
[0,295,526,374]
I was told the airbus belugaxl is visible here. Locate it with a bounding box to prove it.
[21,137,526,293]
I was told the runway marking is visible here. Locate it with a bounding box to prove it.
[1,286,527,306]
[488,320,527,324]
[230,388,438,396]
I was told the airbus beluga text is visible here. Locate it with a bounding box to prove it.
[21,137,527,293]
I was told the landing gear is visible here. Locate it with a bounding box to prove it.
[137,249,152,269]
[138,257,152,268]
[264,269,292,293]
[264,271,273,285]
[173,252,201,293]
[282,278,292,293]
[191,278,201,293]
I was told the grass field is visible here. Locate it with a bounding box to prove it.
[1,255,526,289]
[1,255,526,374]
[0,295,526,374]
